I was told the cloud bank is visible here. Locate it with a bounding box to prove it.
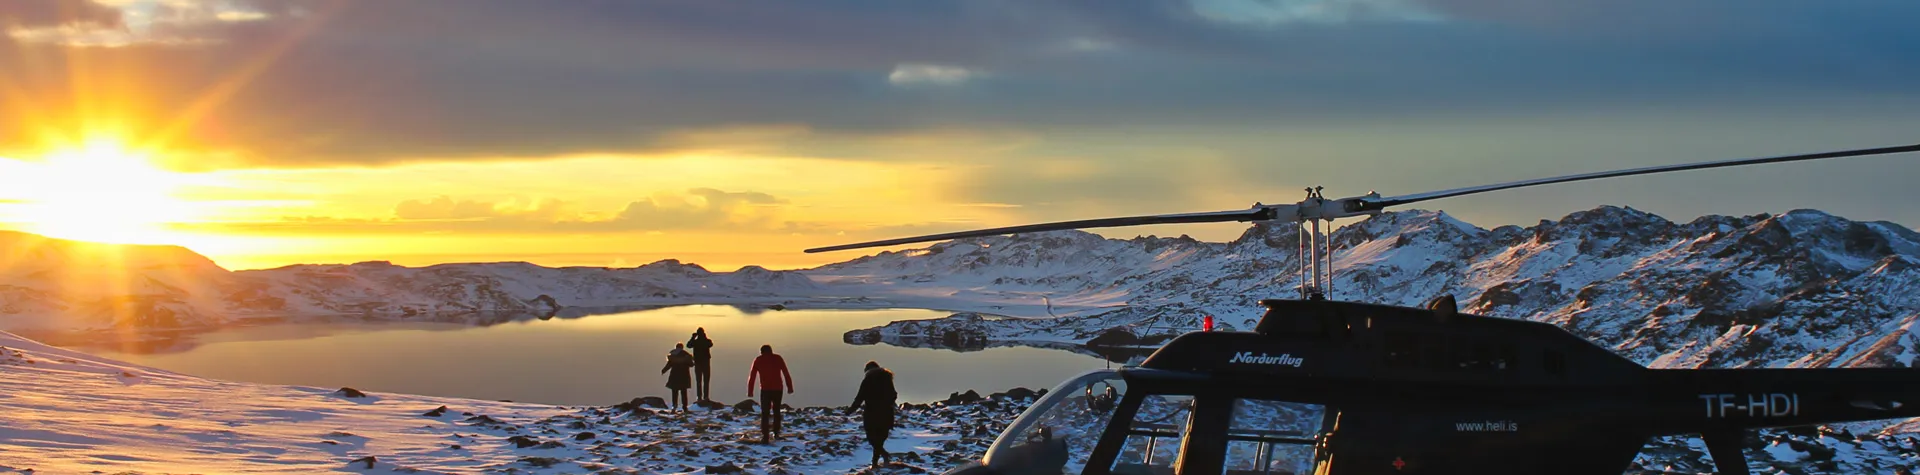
[0,0,1911,168]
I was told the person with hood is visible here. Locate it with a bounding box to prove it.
[661,342,694,413]
[687,328,714,402]
[747,344,793,443]
[847,360,897,466]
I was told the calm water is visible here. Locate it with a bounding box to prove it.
[61,306,1110,407]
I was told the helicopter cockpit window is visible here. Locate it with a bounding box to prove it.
[988,371,1128,474]
[1110,394,1195,475]
[1222,399,1327,475]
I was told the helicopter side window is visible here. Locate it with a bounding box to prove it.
[1222,399,1327,475]
[1110,394,1194,475]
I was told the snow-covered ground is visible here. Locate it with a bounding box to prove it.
[0,329,1032,474]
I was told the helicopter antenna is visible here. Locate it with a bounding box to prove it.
[803,143,1920,302]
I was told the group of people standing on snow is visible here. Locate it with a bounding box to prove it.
[658,328,898,465]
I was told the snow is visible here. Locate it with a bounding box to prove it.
[0,329,1032,474]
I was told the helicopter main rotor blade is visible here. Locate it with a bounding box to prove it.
[803,207,1289,253]
[1352,143,1920,211]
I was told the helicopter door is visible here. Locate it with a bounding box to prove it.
[1108,394,1196,475]
[1221,399,1330,475]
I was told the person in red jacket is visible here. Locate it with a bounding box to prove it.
[747,344,794,443]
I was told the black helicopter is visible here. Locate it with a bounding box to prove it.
[805,143,1920,475]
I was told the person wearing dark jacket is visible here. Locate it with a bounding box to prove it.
[687,328,714,402]
[662,343,694,413]
[847,360,898,466]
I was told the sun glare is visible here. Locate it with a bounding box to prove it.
[0,138,202,245]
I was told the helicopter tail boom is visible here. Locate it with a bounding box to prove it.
[1646,367,1920,433]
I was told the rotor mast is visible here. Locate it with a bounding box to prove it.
[1298,187,1334,300]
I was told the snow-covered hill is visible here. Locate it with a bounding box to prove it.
[0,232,830,332]
[7,206,1920,372]
[832,207,1920,372]
[6,206,1919,374]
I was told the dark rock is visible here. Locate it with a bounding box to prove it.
[519,456,562,468]
[335,387,368,398]
[1085,328,1144,347]
[612,397,657,415]
[638,396,668,408]
[574,431,596,441]
[945,390,983,405]
[507,435,541,448]
[696,399,728,411]
[706,462,745,473]
[464,415,501,424]
[734,399,758,413]
[348,455,377,468]
[845,329,882,344]
[423,406,448,417]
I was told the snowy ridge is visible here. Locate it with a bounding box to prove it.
[0,232,829,331]
[833,207,1920,374]
[8,206,1920,373]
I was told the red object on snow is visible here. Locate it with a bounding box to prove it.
[1204,315,1215,332]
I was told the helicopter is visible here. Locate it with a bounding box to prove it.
[804,143,1920,475]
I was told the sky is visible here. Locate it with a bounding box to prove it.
[0,0,1916,272]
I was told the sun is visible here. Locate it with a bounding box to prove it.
[0,138,202,245]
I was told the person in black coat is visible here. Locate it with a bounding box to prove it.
[846,360,897,466]
[687,328,714,402]
[661,343,694,413]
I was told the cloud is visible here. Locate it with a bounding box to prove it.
[888,63,977,87]
[611,188,790,231]
[392,195,568,221]
[1189,0,1441,25]
[189,188,826,235]
[0,0,122,28]
[0,0,1914,169]
[394,196,506,220]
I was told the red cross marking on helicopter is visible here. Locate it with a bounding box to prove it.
[1393,457,1406,470]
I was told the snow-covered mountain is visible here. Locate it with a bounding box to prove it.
[832,206,1920,372]
[0,231,825,331]
[5,205,1920,375]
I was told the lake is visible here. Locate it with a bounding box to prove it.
[55,306,1112,407]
